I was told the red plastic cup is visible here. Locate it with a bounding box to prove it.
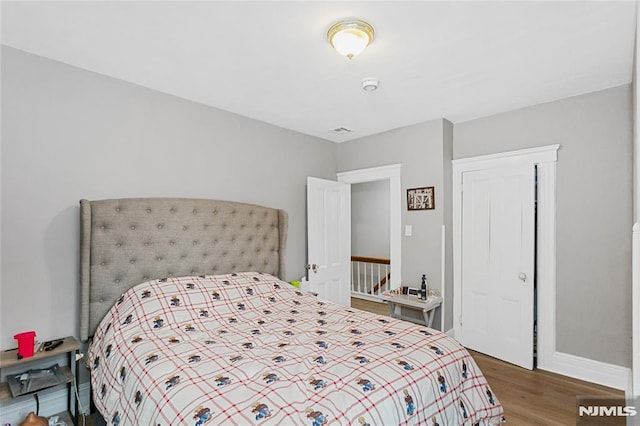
[14,331,36,359]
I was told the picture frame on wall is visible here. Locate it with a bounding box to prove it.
[407,186,435,210]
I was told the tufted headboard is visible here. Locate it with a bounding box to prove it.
[79,198,288,342]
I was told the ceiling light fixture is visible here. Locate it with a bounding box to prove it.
[327,18,374,60]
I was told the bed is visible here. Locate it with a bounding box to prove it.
[81,198,504,425]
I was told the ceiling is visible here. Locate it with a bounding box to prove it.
[2,1,636,143]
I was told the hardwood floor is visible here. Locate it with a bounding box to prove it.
[471,350,624,425]
[352,297,625,426]
[351,296,389,316]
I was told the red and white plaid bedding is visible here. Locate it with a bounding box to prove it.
[88,272,504,425]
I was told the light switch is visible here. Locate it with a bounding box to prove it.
[405,225,412,236]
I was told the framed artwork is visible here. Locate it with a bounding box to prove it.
[407,186,434,210]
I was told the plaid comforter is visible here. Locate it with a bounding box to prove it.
[88,272,504,425]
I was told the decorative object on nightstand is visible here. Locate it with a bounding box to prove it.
[0,336,81,425]
[13,331,36,359]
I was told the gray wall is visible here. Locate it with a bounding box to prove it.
[0,46,337,349]
[455,84,633,367]
[351,180,390,258]
[1,46,633,369]
[338,120,447,330]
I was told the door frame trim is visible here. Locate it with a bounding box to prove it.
[452,144,559,369]
[337,164,403,290]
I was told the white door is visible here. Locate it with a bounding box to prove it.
[458,164,535,370]
[306,177,351,306]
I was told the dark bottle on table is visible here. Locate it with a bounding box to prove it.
[420,274,427,300]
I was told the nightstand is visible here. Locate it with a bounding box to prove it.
[379,294,443,328]
[0,336,80,425]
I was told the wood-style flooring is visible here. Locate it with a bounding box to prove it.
[351,296,390,316]
[352,297,625,426]
[471,350,624,425]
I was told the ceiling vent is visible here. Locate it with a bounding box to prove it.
[330,127,353,135]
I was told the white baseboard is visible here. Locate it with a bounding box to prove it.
[456,335,629,393]
[540,351,631,392]
[0,382,90,425]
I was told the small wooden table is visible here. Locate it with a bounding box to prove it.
[380,293,442,328]
[0,336,80,425]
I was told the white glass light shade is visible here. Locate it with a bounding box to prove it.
[327,19,374,60]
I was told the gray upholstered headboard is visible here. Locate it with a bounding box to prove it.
[79,198,288,342]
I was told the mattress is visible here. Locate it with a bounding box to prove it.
[87,272,504,425]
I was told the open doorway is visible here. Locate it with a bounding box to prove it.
[350,180,390,301]
[337,164,403,299]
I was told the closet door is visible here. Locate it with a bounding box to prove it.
[458,164,535,370]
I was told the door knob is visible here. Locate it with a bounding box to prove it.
[306,264,319,274]
[518,272,527,282]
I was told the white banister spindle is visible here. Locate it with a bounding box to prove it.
[364,264,368,294]
[350,257,391,300]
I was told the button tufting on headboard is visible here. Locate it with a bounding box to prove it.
[79,197,288,342]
